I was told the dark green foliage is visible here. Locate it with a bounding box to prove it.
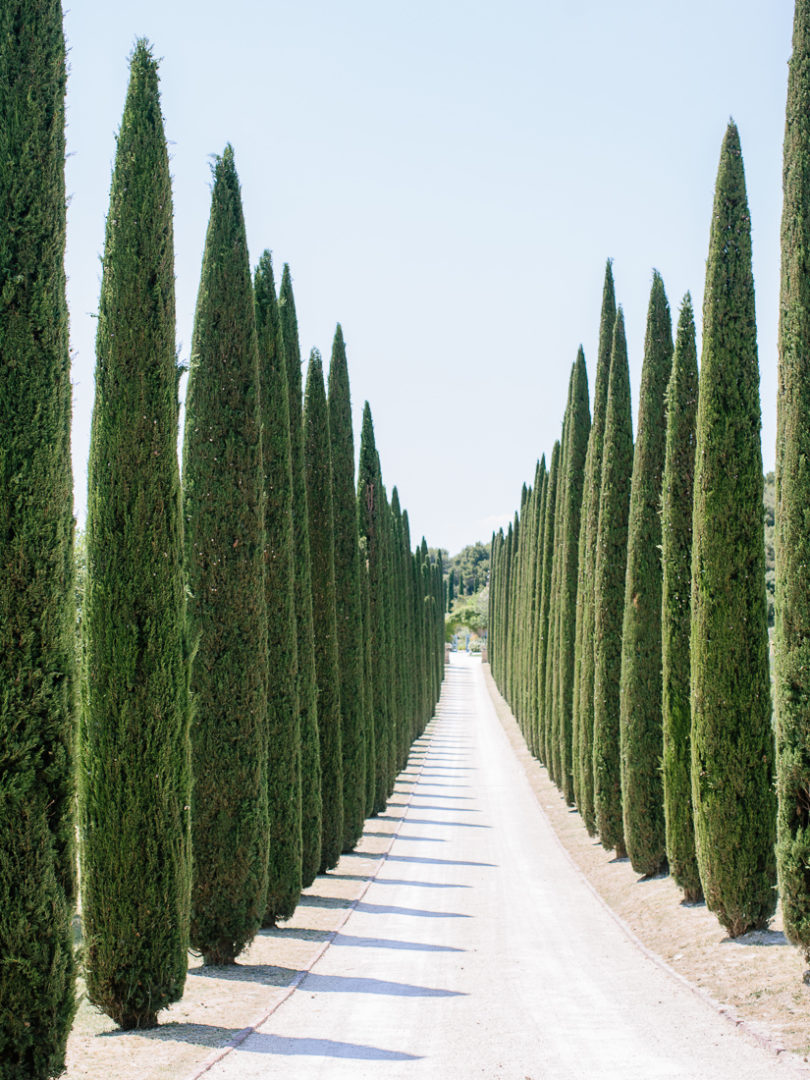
[546,398,571,780]
[254,252,302,923]
[183,146,268,965]
[359,548,376,817]
[691,122,776,937]
[358,404,391,813]
[390,490,411,770]
[379,485,398,792]
[518,470,541,735]
[304,350,344,872]
[661,294,702,901]
[80,42,191,1029]
[572,262,616,833]
[536,443,560,763]
[556,350,590,804]
[592,309,633,856]
[775,0,810,963]
[619,272,673,876]
[499,523,513,702]
[527,463,547,756]
[328,325,367,852]
[0,0,77,1070]
[507,510,521,708]
[279,265,322,887]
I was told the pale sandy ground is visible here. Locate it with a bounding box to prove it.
[63,654,810,1079]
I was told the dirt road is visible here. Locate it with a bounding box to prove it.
[200,655,801,1079]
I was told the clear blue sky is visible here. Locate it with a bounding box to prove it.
[64,0,793,556]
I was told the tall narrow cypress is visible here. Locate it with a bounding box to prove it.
[411,543,428,732]
[358,404,391,813]
[359,547,376,816]
[573,262,616,833]
[500,522,513,701]
[514,481,532,731]
[304,350,344,872]
[527,460,546,747]
[401,510,420,745]
[0,0,77,1069]
[378,481,397,794]
[691,122,776,937]
[328,325,367,852]
[390,489,410,769]
[619,271,674,877]
[80,43,190,1029]
[508,489,524,712]
[183,146,268,965]
[279,265,322,887]
[775,0,810,963]
[536,442,560,762]
[557,350,591,804]
[592,309,633,857]
[254,252,302,923]
[546,397,571,780]
[527,460,547,758]
[661,294,702,901]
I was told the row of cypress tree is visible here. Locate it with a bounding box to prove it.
[490,117,776,942]
[1,30,445,1075]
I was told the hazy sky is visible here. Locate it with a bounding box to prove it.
[64,1,793,556]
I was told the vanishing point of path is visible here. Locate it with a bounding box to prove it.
[199,655,799,1080]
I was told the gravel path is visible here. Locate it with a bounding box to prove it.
[201,655,799,1079]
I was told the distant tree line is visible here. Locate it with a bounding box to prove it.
[442,541,490,603]
[0,23,445,1075]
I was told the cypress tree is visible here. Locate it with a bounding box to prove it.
[80,42,191,1029]
[592,308,633,856]
[520,475,540,732]
[500,522,513,700]
[536,442,561,763]
[573,262,616,832]
[400,508,417,746]
[390,489,411,769]
[328,325,367,852]
[557,350,591,804]
[359,546,376,816]
[0,0,77,1070]
[661,294,702,901]
[516,481,533,730]
[507,510,520,708]
[254,251,302,923]
[387,489,405,771]
[417,543,431,729]
[776,0,810,962]
[527,462,547,757]
[619,271,674,877]
[691,122,776,937]
[304,349,344,872]
[279,265,322,887]
[380,484,399,794]
[358,404,391,813]
[433,550,446,699]
[546,395,571,781]
[489,533,500,677]
[183,146,268,965]
[448,569,455,611]
[524,461,543,740]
